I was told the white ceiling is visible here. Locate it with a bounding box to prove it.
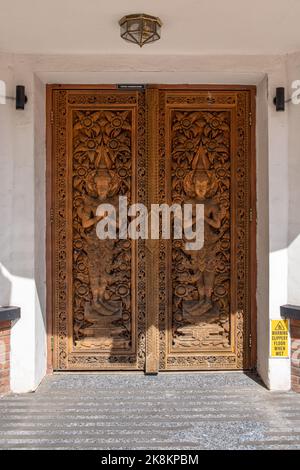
[0,0,299,55]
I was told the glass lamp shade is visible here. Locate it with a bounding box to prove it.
[119,14,162,47]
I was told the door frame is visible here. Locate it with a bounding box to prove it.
[46,84,257,373]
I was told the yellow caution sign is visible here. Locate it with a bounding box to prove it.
[270,320,289,358]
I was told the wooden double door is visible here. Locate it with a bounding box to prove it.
[47,85,256,372]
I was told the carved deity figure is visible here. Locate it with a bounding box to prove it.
[76,145,127,348]
[182,146,226,316]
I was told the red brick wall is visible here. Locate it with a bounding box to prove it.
[0,321,11,395]
[291,319,300,393]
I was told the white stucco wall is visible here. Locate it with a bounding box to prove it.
[287,52,300,306]
[256,76,270,386]
[264,63,290,390]
[0,52,295,391]
[0,55,47,392]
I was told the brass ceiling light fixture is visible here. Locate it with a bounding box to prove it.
[119,13,162,47]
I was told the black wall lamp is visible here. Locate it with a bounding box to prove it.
[15,85,27,109]
[273,87,285,111]
[1,85,28,109]
[273,87,294,112]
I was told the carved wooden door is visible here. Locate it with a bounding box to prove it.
[49,87,147,370]
[48,86,255,371]
[145,87,256,372]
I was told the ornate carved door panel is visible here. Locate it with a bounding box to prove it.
[48,86,255,372]
[146,87,255,371]
[49,88,146,370]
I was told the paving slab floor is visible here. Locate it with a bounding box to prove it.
[0,372,300,450]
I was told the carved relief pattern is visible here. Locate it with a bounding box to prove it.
[53,90,146,369]
[157,91,167,370]
[53,90,68,370]
[136,92,147,369]
[68,94,137,106]
[53,88,251,371]
[158,91,250,369]
[235,91,249,368]
[170,109,231,352]
[166,94,236,106]
[72,108,133,352]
